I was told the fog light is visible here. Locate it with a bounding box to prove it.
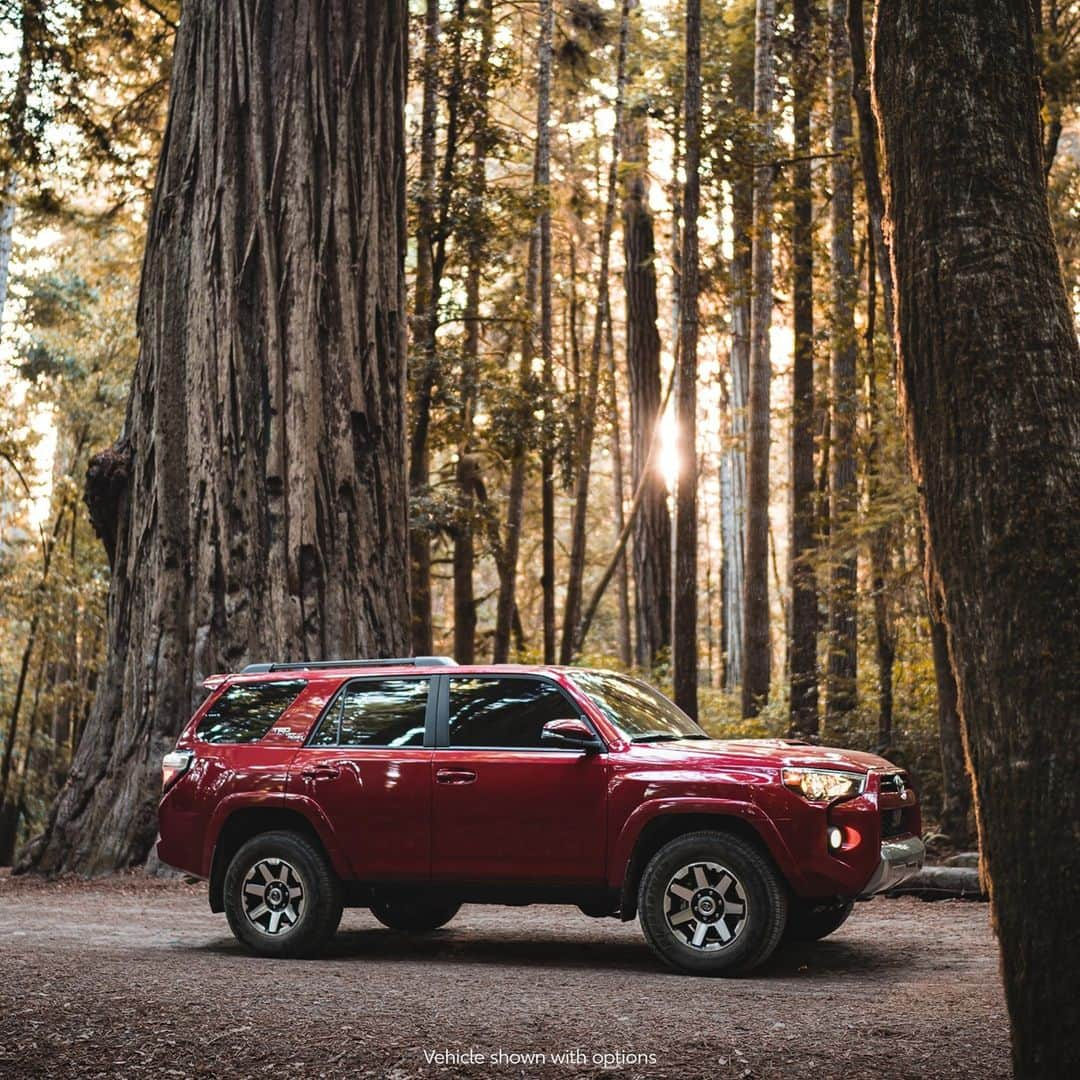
[827,825,844,851]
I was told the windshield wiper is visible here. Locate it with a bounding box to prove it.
[630,732,707,744]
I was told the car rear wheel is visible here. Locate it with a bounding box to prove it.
[783,898,854,942]
[224,830,343,958]
[370,894,461,932]
[638,830,788,975]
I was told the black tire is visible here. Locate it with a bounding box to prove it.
[783,898,854,942]
[637,830,788,976]
[224,830,343,958]
[370,894,461,932]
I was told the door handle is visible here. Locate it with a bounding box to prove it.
[300,766,341,781]
[436,769,477,785]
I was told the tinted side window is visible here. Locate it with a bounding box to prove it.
[197,680,306,744]
[448,677,579,749]
[312,678,429,748]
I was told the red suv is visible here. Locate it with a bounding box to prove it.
[158,658,924,974]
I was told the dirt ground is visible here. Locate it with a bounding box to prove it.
[0,873,1009,1079]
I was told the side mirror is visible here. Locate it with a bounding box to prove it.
[542,717,602,753]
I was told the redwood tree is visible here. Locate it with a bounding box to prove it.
[874,1,1080,1072]
[20,0,410,875]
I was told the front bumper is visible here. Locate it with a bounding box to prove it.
[858,834,926,897]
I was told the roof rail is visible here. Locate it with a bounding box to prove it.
[241,656,457,674]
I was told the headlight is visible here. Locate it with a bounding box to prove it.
[782,767,866,802]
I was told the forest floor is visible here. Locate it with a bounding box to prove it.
[0,872,1009,1080]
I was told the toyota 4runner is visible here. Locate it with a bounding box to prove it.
[157,657,925,974]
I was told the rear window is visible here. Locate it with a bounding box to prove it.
[196,680,307,744]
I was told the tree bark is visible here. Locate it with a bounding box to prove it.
[826,0,858,730]
[19,0,410,876]
[672,0,701,719]
[874,2,1080,1073]
[560,0,629,666]
[742,0,775,718]
[788,0,819,738]
[621,0,671,672]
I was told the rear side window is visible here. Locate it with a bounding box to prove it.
[448,677,579,749]
[310,678,429,748]
[196,680,307,744]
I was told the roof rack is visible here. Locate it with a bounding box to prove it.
[241,656,457,674]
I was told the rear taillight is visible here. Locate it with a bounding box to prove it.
[162,749,194,792]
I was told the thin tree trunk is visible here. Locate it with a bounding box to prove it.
[576,368,676,656]
[408,0,441,656]
[20,0,410,875]
[672,0,701,718]
[847,0,895,341]
[826,0,858,730]
[788,0,818,737]
[742,0,775,718]
[864,239,895,747]
[874,3,1080,1071]
[560,0,630,665]
[606,306,633,668]
[724,7,754,693]
[538,0,556,665]
[453,0,493,665]
[621,0,671,672]
[492,2,550,663]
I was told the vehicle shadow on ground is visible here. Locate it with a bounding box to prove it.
[190,926,905,979]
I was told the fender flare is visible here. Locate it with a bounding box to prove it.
[610,796,808,904]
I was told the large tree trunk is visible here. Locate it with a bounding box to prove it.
[826,0,858,731]
[788,0,819,738]
[560,0,629,666]
[621,0,671,672]
[19,0,410,876]
[741,0,775,718]
[672,0,701,718]
[874,2,1080,1073]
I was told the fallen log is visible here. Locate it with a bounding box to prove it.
[884,865,987,901]
[943,851,979,868]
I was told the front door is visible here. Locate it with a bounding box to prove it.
[289,676,433,880]
[431,675,607,884]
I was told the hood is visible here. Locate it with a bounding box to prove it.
[637,737,900,774]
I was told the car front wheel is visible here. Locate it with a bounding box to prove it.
[370,894,461,932]
[638,830,788,975]
[224,830,343,958]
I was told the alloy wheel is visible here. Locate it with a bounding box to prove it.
[242,857,305,936]
[662,860,748,951]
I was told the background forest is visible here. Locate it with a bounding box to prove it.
[0,0,1078,869]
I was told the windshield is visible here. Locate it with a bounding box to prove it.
[571,671,708,742]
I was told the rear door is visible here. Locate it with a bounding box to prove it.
[430,675,608,885]
[289,676,434,881]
